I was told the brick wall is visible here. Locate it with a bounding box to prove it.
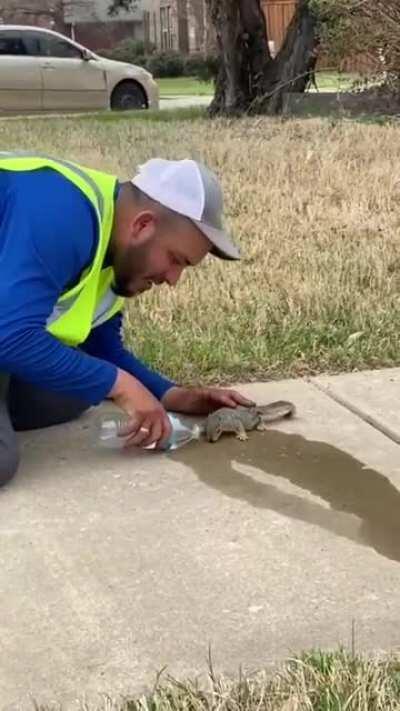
[0,0,145,52]
[0,0,211,56]
[73,20,143,50]
[0,0,65,31]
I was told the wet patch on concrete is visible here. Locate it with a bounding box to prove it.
[172,430,400,563]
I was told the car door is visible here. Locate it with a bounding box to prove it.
[37,33,108,111]
[0,30,42,112]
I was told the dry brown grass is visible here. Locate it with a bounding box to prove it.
[2,113,400,384]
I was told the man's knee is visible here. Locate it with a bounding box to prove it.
[0,442,19,487]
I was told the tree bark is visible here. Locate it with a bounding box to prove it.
[239,0,272,94]
[206,0,319,116]
[208,1,247,115]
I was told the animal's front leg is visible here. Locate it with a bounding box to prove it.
[235,421,248,441]
[256,421,269,432]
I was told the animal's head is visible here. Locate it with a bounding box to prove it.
[209,426,223,443]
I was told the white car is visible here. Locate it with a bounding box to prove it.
[0,24,159,113]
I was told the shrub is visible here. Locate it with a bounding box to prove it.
[97,39,218,80]
[147,51,185,77]
[184,53,219,82]
[97,39,155,68]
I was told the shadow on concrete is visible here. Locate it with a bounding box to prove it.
[173,430,400,564]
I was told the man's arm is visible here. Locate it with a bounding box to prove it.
[82,315,256,418]
[0,169,118,404]
[82,312,175,401]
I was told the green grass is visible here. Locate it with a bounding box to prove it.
[35,650,400,710]
[155,72,356,98]
[314,71,357,92]
[158,76,214,97]
[80,106,207,123]
[3,114,400,385]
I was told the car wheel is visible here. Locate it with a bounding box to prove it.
[111,82,147,111]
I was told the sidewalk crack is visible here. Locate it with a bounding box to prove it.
[307,377,400,446]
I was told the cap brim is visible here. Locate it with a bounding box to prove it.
[192,220,241,261]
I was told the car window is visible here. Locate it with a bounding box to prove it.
[0,30,43,57]
[0,32,27,56]
[39,35,83,59]
[22,32,42,56]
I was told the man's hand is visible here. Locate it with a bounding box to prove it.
[109,369,172,448]
[161,385,255,416]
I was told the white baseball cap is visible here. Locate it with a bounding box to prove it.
[131,158,240,260]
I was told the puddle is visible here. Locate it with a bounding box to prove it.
[172,430,400,563]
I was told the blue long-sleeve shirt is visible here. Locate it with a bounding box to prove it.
[0,167,175,404]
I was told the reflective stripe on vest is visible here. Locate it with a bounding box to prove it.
[0,152,125,346]
[46,287,120,330]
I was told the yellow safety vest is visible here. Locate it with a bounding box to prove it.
[0,152,125,347]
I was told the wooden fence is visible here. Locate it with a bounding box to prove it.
[261,0,296,53]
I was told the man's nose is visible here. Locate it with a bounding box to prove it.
[165,265,184,287]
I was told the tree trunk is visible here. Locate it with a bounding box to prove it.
[208,1,248,114]
[207,0,319,116]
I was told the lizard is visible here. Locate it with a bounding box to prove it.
[205,401,296,443]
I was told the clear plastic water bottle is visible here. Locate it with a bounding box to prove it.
[96,412,203,451]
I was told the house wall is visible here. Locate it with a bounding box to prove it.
[146,0,292,57]
[146,0,179,51]
[0,0,65,30]
[73,20,143,49]
[0,0,149,50]
[146,0,211,54]
[66,0,146,49]
[0,0,211,55]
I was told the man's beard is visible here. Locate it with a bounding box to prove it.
[111,242,153,298]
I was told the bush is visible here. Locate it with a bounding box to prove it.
[147,51,185,78]
[184,53,219,82]
[98,39,218,80]
[310,0,400,82]
[183,53,207,77]
[97,39,155,68]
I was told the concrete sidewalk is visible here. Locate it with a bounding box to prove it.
[160,95,211,109]
[2,368,400,709]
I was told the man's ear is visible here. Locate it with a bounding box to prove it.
[130,210,158,245]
